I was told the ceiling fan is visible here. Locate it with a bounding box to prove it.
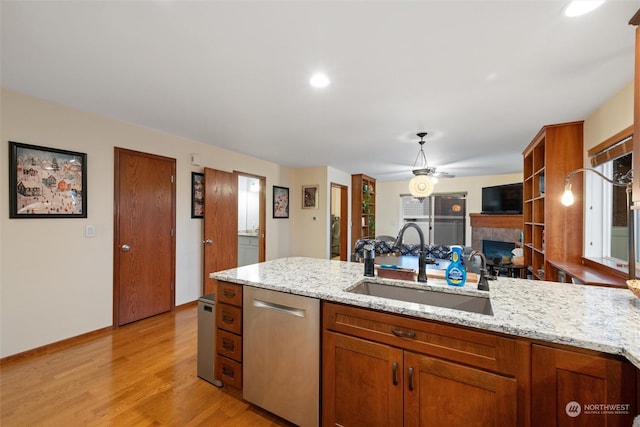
[412,132,455,179]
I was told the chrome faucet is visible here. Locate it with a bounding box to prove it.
[393,223,427,283]
[469,250,490,291]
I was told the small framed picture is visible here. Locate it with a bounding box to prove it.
[9,141,87,218]
[191,172,204,218]
[272,185,289,218]
[302,185,319,209]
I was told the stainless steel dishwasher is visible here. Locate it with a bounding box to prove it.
[243,286,320,427]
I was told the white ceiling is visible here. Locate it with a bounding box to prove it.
[1,1,638,181]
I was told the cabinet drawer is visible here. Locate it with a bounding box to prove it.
[217,303,242,334]
[323,302,523,376]
[217,329,242,362]
[215,355,242,389]
[216,281,243,307]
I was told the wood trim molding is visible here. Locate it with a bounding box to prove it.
[587,124,633,157]
[469,213,523,229]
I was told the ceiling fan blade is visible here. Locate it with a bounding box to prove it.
[433,171,455,178]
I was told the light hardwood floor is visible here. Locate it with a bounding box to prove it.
[1,303,292,426]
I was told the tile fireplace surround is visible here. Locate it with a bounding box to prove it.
[469,213,523,251]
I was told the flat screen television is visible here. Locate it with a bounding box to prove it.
[481,183,523,214]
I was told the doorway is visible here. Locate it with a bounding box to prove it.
[237,174,266,267]
[330,183,349,261]
[113,148,176,326]
[202,169,266,295]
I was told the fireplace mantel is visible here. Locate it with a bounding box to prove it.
[470,213,523,251]
[469,213,523,229]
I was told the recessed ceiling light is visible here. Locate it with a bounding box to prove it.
[310,73,330,88]
[564,0,606,17]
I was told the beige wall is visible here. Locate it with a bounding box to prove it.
[583,81,634,154]
[288,166,351,259]
[375,173,524,246]
[0,89,306,357]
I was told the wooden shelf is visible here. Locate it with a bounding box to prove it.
[522,121,584,281]
[351,174,376,250]
[546,259,627,288]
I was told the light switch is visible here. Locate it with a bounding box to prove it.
[85,224,96,237]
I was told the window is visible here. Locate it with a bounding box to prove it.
[399,193,466,245]
[584,131,638,269]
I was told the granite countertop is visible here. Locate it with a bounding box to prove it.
[211,257,640,369]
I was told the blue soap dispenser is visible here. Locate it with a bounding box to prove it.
[446,245,466,287]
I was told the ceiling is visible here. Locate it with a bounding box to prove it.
[1,1,638,182]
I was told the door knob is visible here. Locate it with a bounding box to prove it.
[121,244,131,252]
[203,239,213,245]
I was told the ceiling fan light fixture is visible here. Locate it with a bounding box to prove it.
[409,175,434,199]
[408,132,437,198]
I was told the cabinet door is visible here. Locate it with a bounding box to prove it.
[322,331,403,427]
[404,352,517,427]
[532,345,636,427]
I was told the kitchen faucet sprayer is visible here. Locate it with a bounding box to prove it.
[393,223,428,283]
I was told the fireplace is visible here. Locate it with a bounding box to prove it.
[482,239,516,263]
[469,213,522,253]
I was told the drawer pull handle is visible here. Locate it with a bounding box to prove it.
[222,340,235,351]
[222,366,235,378]
[392,361,398,386]
[222,315,235,324]
[392,328,416,339]
[408,366,414,391]
[223,289,236,298]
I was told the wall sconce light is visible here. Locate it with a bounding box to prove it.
[561,167,635,279]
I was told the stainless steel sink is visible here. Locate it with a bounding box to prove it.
[348,281,493,315]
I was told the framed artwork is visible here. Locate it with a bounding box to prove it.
[9,141,87,218]
[272,185,289,218]
[191,172,204,218]
[302,185,319,209]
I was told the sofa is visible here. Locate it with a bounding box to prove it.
[352,238,481,273]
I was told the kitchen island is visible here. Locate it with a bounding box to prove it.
[211,257,639,426]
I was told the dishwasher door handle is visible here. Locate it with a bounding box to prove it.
[252,299,306,318]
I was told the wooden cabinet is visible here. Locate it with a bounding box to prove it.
[531,344,636,427]
[323,331,403,427]
[238,234,258,267]
[214,280,243,389]
[632,10,640,208]
[404,352,517,427]
[351,174,376,250]
[322,302,529,426]
[522,122,584,280]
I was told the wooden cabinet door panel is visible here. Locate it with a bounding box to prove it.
[404,352,517,427]
[532,344,635,427]
[203,168,237,295]
[322,331,403,427]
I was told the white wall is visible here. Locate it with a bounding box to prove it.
[0,89,297,357]
[375,173,524,246]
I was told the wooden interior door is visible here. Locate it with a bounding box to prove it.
[114,148,176,326]
[203,167,238,295]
